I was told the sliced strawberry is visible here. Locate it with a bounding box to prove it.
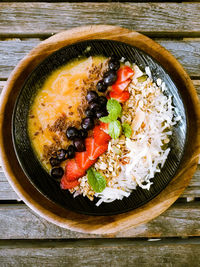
[85,137,108,160]
[112,79,131,93]
[64,159,85,181]
[93,124,111,145]
[116,66,134,83]
[99,122,109,131]
[75,151,96,170]
[110,90,130,103]
[106,93,111,100]
[60,178,80,190]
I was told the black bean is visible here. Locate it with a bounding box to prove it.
[49,157,61,167]
[57,149,68,161]
[66,145,76,159]
[96,80,107,92]
[51,167,64,179]
[81,117,94,131]
[103,70,117,86]
[73,139,86,152]
[66,126,79,140]
[86,90,99,103]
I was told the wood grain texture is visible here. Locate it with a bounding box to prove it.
[0,82,6,93]
[0,239,200,267]
[0,39,40,79]
[0,0,192,2]
[0,39,200,79]
[0,202,200,239]
[0,3,200,36]
[0,26,199,234]
[193,80,200,96]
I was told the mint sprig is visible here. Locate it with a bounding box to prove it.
[122,123,132,138]
[99,98,130,140]
[99,115,113,123]
[87,168,106,193]
[107,98,122,118]
[109,120,122,139]
[100,98,122,123]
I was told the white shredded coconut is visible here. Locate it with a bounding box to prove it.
[73,62,177,205]
[145,66,152,79]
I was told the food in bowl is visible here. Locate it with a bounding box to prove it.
[28,55,178,206]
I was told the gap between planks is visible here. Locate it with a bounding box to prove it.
[1,237,200,247]
[0,3,200,38]
[0,238,200,267]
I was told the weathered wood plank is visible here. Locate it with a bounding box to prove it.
[0,202,200,239]
[0,3,200,36]
[193,80,200,95]
[0,0,190,2]
[1,0,198,2]
[0,239,200,266]
[0,39,40,79]
[0,81,5,93]
[0,181,19,200]
[181,166,200,198]
[158,40,200,78]
[0,39,200,79]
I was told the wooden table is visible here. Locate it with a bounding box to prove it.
[0,2,200,266]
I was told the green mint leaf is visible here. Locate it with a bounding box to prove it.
[122,123,132,138]
[107,98,122,119]
[137,75,148,83]
[109,120,121,139]
[99,115,113,123]
[109,111,119,121]
[87,168,106,193]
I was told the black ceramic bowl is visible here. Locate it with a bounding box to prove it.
[12,39,187,216]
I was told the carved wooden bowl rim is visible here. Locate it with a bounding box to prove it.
[0,25,199,234]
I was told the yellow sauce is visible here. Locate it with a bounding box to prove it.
[28,56,106,171]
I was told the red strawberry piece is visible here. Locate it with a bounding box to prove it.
[112,79,131,93]
[116,66,134,83]
[75,151,96,170]
[110,90,130,103]
[106,93,111,100]
[64,159,85,181]
[85,137,108,160]
[60,178,80,190]
[93,124,111,146]
[99,122,109,131]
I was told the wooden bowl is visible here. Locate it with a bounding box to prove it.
[0,25,200,234]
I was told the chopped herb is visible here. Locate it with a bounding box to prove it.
[107,98,122,119]
[137,75,148,83]
[87,168,106,193]
[100,114,113,123]
[109,120,121,139]
[122,123,132,138]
